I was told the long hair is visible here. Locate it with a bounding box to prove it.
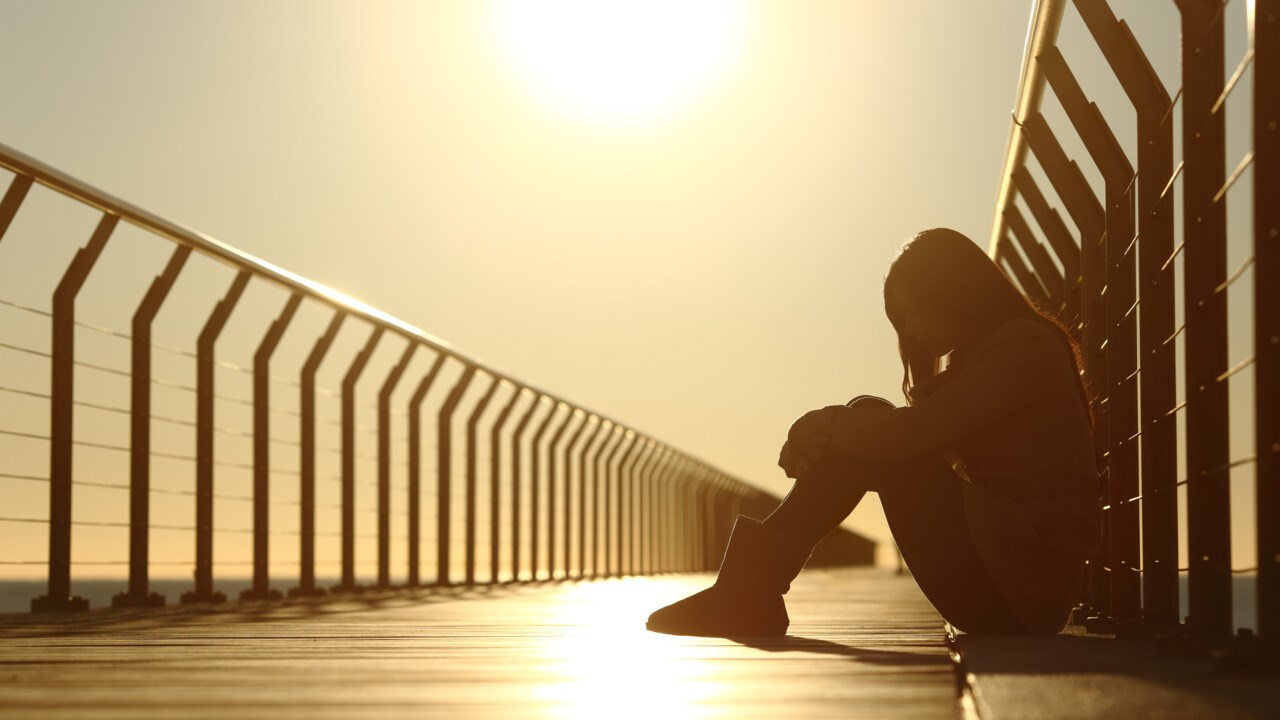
[883,228,1094,427]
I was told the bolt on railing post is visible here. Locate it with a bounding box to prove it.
[562,412,590,578]
[464,375,500,586]
[33,213,117,613]
[577,416,604,579]
[489,384,520,583]
[405,354,446,587]
[0,173,33,242]
[332,326,384,593]
[290,311,345,598]
[242,293,302,601]
[1255,0,1279,644]
[437,363,477,586]
[510,393,542,581]
[113,245,190,609]
[374,343,416,589]
[180,269,250,606]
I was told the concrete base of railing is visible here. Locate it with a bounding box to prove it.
[31,594,90,613]
[179,590,226,604]
[111,590,166,608]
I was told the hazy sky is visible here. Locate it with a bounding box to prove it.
[0,0,1259,576]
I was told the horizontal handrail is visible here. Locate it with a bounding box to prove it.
[0,141,699,471]
[988,0,1067,255]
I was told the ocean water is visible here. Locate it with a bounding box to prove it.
[0,575,1262,632]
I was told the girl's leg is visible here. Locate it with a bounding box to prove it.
[761,464,867,548]
[874,453,1026,633]
[763,450,1025,634]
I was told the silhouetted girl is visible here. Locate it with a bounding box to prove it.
[647,227,1101,636]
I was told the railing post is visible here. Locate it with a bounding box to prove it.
[645,443,665,571]
[997,234,1050,307]
[1021,110,1111,615]
[577,416,604,579]
[1004,205,1065,310]
[0,173,33,242]
[642,447,660,574]
[546,406,576,580]
[706,470,724,571]
[510,393,543,581]
[692,461,709,572]
[529,400,558,581]
[685,460,699,573]
[437,364,477,586]
[113,245,190,609]
[606,429,635,577]
[489,383,520,583]
[464,375,500,586]
[670,450,691,568]
[563,412,590,578]
[1073,0,1180,629]
[290,311,345,598]
[180,269,250,605]
[1255,0,1280,645]
[631,440,656,575]
[332,326,383,593]
[1179,0,1233,636]
[406,354,447,587]
[1041,47,1141,627]
[590,422,618,578]
[617,434,643,575]
[1012,167,1083,323]
[375,342,416,589]
[242,293,302,601]
[33,213,117,613]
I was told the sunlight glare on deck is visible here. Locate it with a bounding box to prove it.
[535,579,722,719]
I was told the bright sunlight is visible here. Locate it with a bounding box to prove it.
[489,0,749,127]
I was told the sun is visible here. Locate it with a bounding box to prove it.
[489,0,749,127]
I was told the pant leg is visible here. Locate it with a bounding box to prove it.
[763,450,1026,634]
[872,453,1027,634]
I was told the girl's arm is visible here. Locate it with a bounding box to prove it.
[815,330,1067,459]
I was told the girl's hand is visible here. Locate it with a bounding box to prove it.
[779,406,841,478]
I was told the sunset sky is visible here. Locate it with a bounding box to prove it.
[0,0,1259,578]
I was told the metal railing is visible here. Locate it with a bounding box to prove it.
[990,0,1275,642]
[0,143,874,612]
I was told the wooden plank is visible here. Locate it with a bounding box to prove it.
[0,568,957,719]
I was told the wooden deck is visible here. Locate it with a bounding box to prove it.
[0,567,958,719]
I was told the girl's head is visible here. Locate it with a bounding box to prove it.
[883,228,1092,422]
